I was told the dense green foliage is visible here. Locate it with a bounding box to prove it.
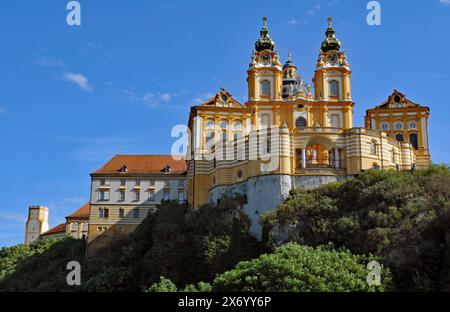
[0,238,85,291]
[1,165,448,292]
[83,197,262,291]
[213,243,390,292]
[263,165,450,291]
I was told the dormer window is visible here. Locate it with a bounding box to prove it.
[163,165,172,173]
[118,165,128,173]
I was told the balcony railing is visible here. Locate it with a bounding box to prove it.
[295,127,344,134]
[296,159,346,172]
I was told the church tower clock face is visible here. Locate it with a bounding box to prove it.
[327,53,338,64]
[260,53,272,65]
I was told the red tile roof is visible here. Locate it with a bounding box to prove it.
[40,223,66,237]
[66,202,90,220]
[92,155,187,175]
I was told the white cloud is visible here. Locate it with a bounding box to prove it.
[284,19,300,26]
[35,56,66,67]
[307,3,321,15]
[0,106,6,114]
[63,72,93,92]
[124,88,178,108]
[439,0,450,5]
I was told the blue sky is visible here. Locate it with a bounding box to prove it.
[0,0,449,247]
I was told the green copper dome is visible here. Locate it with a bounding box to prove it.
[321,17,341,52]
[255,17,275,52]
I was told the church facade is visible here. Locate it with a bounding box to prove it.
[187,17,430,237]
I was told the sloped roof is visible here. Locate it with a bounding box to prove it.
[197,88,243,108]
[375,90,421,109]
[40,223,66,237]
[66,202,90,220]
[92,155,187,175]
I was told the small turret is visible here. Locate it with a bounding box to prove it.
[25,206,49,244]
[282,53,298,98]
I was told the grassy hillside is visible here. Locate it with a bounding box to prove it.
[263,165,450,291]
[0,165,448,291]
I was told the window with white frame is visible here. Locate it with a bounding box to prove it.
[371,141,377,155]
[261,80,270,96]
[330,80,339,97]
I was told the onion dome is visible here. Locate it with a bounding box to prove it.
[255,17,275,52]
[283,53,297,69]
[321,17,341,52]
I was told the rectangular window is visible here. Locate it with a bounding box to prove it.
[99,191,109,201]
[163,190,170,201]
[178,191,185,203]
[178,180,185,188]
[149,180,155,187]
[134,191,140,201]
[164,180,170,188]
[149,190,155,201]
[98,208,104,218]
[100,179,106,185]
[133,208,140,218]
[135,179,141,186]
[120,179,126,186]
[119,208,124,218]
[120,190,125,201]
[104,208,109,218]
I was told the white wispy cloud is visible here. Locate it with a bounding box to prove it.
[63,72,93,92]
[190,92,214,105]
[0,106,6,114]
[431,71,443,79]
[307,3,321,15]
[35,56,66,67]
[439,0,450,5]
[124,88,179,108]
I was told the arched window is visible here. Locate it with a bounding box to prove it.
[409,133,418,150]
[261,80,270,96]
[205,119,215,129]
[219,119,228,130]
[371,140,377,155]
[395,133,404,142]
[330,80,339,97]
[295,117,307,129]
[391,149,396,163]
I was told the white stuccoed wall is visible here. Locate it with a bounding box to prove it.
[209,174,349,240]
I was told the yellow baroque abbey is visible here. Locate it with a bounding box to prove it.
[26,17,431,246]
[187,17,430,236]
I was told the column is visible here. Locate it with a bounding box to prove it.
[302,148,306,168]
[335,148,340,168]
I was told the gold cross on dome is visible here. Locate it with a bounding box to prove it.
[327,17,332,28]
[263,17,267,28]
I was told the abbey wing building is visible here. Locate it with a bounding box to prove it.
[25,18,431,246]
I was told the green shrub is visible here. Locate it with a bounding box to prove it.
[213,243,391,292]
